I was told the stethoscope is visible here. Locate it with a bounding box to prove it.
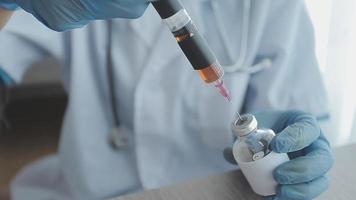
[106,20,130,150]
[210,0,272,74]
[106,0,272,149]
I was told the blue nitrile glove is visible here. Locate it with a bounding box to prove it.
[224,111,333,200]
[0,68,14,86]
[0,0,18,10]
[0,0,149,31]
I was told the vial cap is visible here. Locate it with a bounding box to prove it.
[231,114,258,137]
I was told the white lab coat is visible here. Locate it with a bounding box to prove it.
[0,0,328,199]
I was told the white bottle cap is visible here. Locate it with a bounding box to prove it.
[231,114,258,137]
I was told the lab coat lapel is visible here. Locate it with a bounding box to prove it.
[210,0,271,70]
[132,14,183,73]
[210,0,245,64]
[142,26,181,78]
[130,5,166,48]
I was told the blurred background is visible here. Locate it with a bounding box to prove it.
[0,58,66,196]
[1,0,356,198]
[306,0,356,146]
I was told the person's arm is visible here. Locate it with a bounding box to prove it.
[0,8,12,30]
[0,0,148,31]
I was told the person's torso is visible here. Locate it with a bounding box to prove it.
[58,0,270,198]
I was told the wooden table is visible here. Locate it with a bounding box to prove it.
[113,144,356,200]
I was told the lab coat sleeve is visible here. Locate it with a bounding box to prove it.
[0,10,64,83]
[242,0,329,118]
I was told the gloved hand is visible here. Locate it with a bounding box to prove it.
[0,0,149,31]
[224,111,333,200]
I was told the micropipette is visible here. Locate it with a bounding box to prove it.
[150,0,232,102]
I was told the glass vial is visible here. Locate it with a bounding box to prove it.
[231,114,289,196]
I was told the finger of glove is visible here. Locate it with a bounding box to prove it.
[270,113,320,153]
[17,0,92,31]
[223,147,237,165]
[0,2,18,10]
[274,139,333,184]
[278,176,329,200]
